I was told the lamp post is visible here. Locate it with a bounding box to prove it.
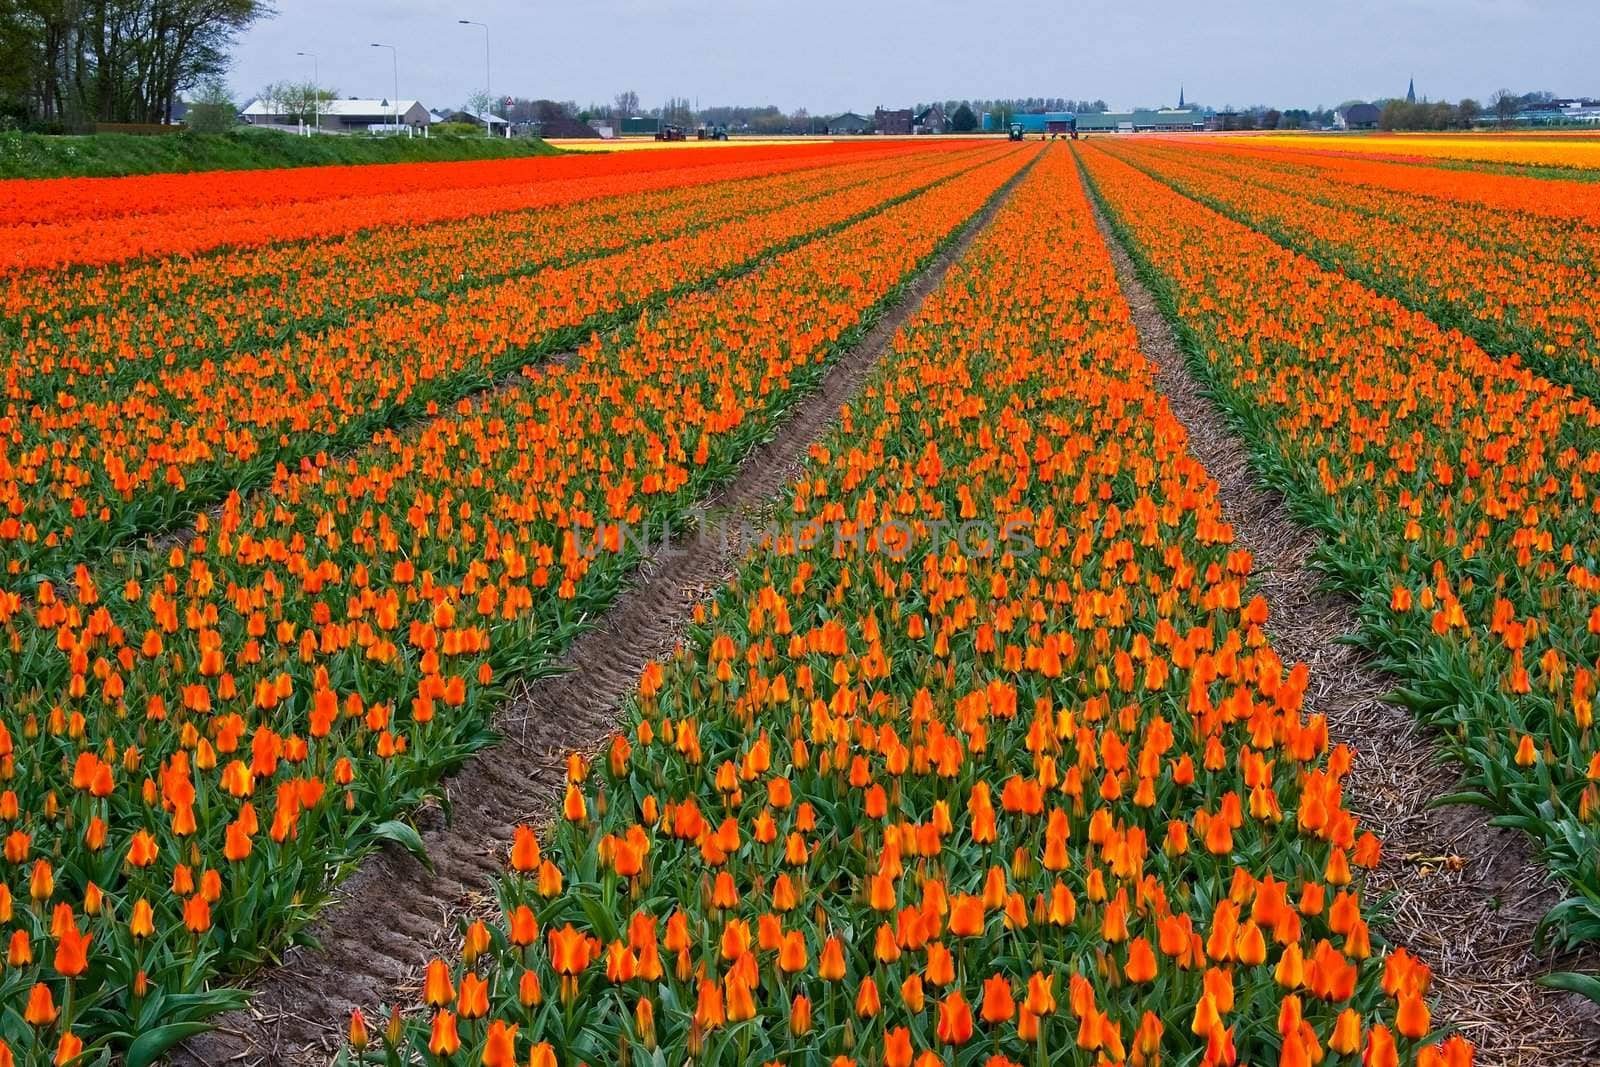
[458,20,492,134]
[371,42,398,132]
[296,51,318,132]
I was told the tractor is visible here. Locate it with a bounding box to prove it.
[1008,122,1024,141]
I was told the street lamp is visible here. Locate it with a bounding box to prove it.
[296,51,318,132]
[458,20,491,135]
[371,42,399,132]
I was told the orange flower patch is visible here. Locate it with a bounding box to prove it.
[1094,137,1600,396]
[358,147,1466,1066]
[0,144,997,579]
[1080,138,1600,958]
[0,143,1034,1056]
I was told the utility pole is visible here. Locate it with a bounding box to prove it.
[297,51,318,133]
[371,42,399,131]
[458,20,491,135]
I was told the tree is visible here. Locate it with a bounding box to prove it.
[614,89,639,117]
[1,0,270,126]
[660,96,694,127]
[259,80,331,125]
[185,76,235,132]
[1380,97,1477,132]
[950,103,977,132]
[7,0,271,127]
[1456,98,1480,128]
[465,87,493,131]
[1492,88,1520,127]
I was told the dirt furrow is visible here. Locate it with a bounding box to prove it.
[173,159,1031,1067]
[1081,177,1600,1065]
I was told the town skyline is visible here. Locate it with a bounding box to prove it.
[226,0,1598,118]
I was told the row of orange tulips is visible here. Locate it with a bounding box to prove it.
[345,145,1468,1067]
[1077,141,1600,961]
[0,145,1000,584]
[0,140,960,274]
[0,145,1035,1064]
[1093,139,1600,398]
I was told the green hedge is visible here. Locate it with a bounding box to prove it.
[0,126,560,179]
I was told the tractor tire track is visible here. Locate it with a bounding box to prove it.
[173,154,1034,1067]
[1081,171,1600,1066]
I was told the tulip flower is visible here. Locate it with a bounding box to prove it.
[54,922,92,978]
[481,1020,518,1067]
[428,1010,460,1057]
[936,990,973,1046]
[979,974,1014,1024]
[24,984,58,1027]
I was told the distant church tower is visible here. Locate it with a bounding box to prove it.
[1179,85,1185,108]
[1406,77,1416,103]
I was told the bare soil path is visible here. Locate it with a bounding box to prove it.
[1081,173,1600,1066]
[174,159,1032,1067]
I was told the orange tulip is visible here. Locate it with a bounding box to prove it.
[818,935,847,980]
[1364,1024,1399,1067]
[980,974,1015,1024]
[790,993,813,1036]
[53,922,92,978]
[480,1020,518,1067]
[428,1010,461,1057]
[1395,991,1431,1040]
[422,959,454,1007]
[936,990,974,1046]
[884,1026,914,1067]
[457,973,489,1019]
[24,983,57,1026]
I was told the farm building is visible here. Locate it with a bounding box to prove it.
[1075,108,1212,133]
[243,97,430,131]
[828,112,872,134]
[875,106,913,134]
[620,115,659,135]
[1515,98,1600,124]
[914,105,947,134]
[1335,103,1381,129]
[440,109,510,132]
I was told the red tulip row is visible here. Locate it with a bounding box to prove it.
[0,140,962,273]
[348,145,1468,1067]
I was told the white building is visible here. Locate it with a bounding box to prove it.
[243,97,431,131]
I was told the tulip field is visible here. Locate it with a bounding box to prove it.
[1076,137,1600,956]
[1,130,1599,1065]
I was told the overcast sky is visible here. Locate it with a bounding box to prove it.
[228,0,1599,115]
